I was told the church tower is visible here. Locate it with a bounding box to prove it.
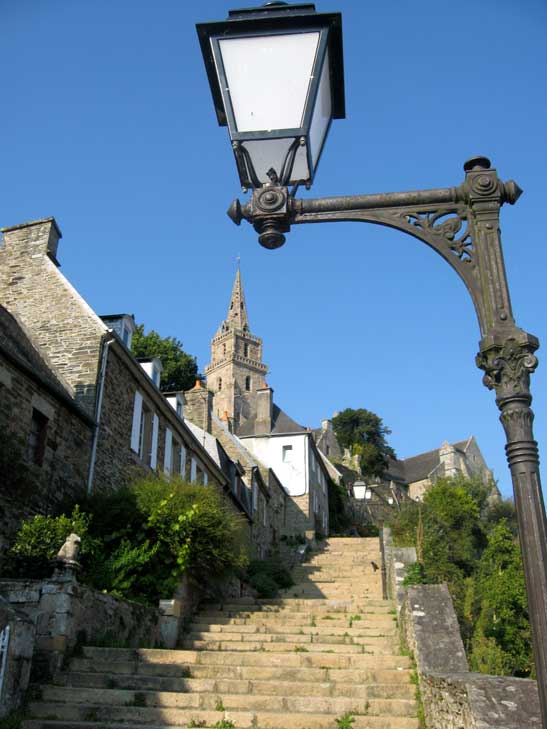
[204,269,268,431]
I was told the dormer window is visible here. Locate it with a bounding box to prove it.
[100,314,137,349]
[138,357,163,388]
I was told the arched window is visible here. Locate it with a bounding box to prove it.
[218,378,222,391]
[245,376,251,391]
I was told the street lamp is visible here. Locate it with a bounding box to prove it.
[197,3,547,725]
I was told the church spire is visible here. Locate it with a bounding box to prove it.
[226,267,249,331]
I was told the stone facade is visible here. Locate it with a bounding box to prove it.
[0,219,105,415]
[0,217,232,504]
[0,307,93,552]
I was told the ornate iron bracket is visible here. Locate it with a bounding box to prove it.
[228,155,522,339]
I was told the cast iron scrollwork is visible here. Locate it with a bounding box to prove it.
[403,210,473,264]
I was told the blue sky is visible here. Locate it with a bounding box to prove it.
[1,0,546,498]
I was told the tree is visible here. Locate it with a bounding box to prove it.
[131,324,200,391]
[332,408,396,477]
[471,521,532,677]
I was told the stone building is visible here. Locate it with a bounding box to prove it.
[0,305,94,551]
[184,380,288,557]
[0,218,240,504]
[199,270,331,538]
[393,436,495,502]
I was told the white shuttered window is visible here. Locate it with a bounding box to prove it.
[130,391,143,452]
[164,428,172,474]
[150,414,159,469]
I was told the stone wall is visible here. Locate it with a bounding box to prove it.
[400,585,541,728]
[0,576,161,678]
[381,530,541,728]
[0,351,93,553]
[284,493,311,538]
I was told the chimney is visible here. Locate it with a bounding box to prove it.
[184,379,213,433]
[255,385,273,435]
[321,419,332,432]
[1,217,62,266]
[221,409,233,434]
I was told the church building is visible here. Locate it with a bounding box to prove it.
[203,270,331,537]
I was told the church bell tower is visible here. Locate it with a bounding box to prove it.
[204,268,268,432]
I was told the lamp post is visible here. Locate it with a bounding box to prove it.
[196,3,547,723]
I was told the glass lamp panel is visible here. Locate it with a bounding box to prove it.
[218,31,320,133]
[242,139,310,185]
[308,49,332,168]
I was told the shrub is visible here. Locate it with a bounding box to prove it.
[6,506,93,578]
[7,476,250,606]
[84,476,250,604]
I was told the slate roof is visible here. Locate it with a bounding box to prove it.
[0,305,92,423]
[398,440,470,483]
[237,403,306,437]
[185,420,230,474]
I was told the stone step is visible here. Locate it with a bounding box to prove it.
[36,686,417,716]
[189,622,397,637]
[63,663,414,685]
[183,631,395,645]
[75,648,411,671]
[217,597,393,608]
[181,639,396,655]
[52,673,415,699]
[196,612,396,626]
[198,603,394,616]
[24,712,420,729]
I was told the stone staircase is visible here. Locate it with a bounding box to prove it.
[24,537,419,729]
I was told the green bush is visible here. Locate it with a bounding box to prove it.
[387,477,532,678]
[247,556,294,597]
[6,506,93,578]
[6,476,250,606]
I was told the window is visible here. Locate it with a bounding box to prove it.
[326,445,330,456]
[190,457,197,482]
[176,401,183,417]
[218,378,222,391]
[223,343,226,356]
[282,445,293,463]
[28,409,48,466]
[130,390,158,467]
[164,428,173,475]
[252,479,258,511]
[244,342,249,357]
[151,366,160,387]
[245,375,251,391]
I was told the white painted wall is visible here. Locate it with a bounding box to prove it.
[242,433,309,496]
